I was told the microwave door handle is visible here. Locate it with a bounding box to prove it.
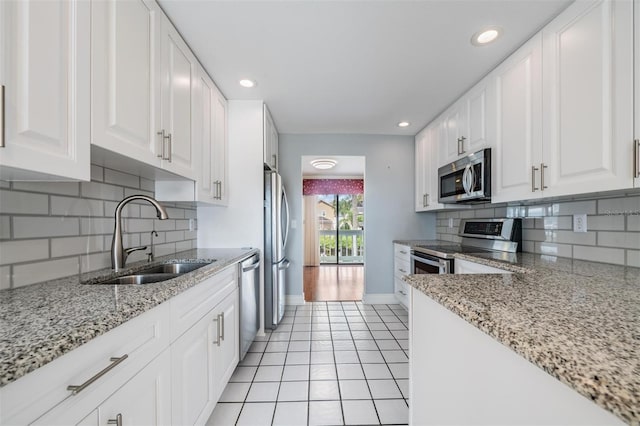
[462,165,472,195]
[468,165,476,194]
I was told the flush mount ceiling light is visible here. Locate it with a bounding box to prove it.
[397,121,411,128]
[239,79,256,88]
[310,159,337,170]
[471,26,502,46]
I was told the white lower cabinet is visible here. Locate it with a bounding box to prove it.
[79,350,172,426]
[393,244,411,308]
[410,288,624,425]
[171,287,239,425]
[1,265,241,426]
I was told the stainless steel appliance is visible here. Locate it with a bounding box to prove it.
[411,218,521,275]
[438,148,491,203]
[239,254,260,360]
[264,169,290,329]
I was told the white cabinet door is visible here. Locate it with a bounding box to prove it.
[463,76,494,155]
[160,14,197,179]
[212,87,228,205]
[171,309,216,426]
[439,102,466,165]
[492,34,543,203]
[264,104,278,170]
[542,0,634,196]
[91,0,161,168]
[635,0,640,188]
[415,128,428,212]
[0,0,90,181]
[212,288,240,401]
[98,350,171,426]
[195,70,214,203]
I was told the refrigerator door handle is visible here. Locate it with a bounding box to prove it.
[282,185,290,250]
[277,259,291,270]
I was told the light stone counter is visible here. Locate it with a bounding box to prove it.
[0,248,257,387]
[402,247,639,425]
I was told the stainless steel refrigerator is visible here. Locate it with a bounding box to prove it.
[264,169,290,329]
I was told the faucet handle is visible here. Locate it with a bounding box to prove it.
[125,246,147,255]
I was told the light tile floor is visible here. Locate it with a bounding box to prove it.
[206,301,409,426]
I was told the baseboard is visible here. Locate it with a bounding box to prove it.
[285,295,306,305]
[361,293,398,305]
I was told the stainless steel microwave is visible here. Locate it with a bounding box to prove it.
[438,148,491,203]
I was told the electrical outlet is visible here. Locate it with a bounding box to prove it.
[573,214,587,233]
[189,218,197,231]
[448,218,454,229]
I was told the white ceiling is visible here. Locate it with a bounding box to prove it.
[302,155,365,178]
[159,0,571,136]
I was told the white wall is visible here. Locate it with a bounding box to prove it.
[279,134,436,299]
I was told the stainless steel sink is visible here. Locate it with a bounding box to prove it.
[138,262,213,275]
[99,273,179,285]
[86,262,214,285]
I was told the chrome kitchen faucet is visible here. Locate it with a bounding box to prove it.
[111,195,169,271]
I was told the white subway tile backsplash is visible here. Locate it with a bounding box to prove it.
[0,216,10,239]
[155,243,176,257]
[0,266,10,289]
[626,250,640,268]
[597,196,640,215]
[13,257,80,287]
[91,165,104,182]
[597,232,640,250]
[12,181,80,196]
[0,181,9,189]
[81,218,115,235]
[0,190,49,215]
[165,231,185,243]
[140,178,155,192]
[81,181,124,201]
[0,240,49,265]
[104,201,140,218]
[14,217,79,238]
[573,246,625,266]
[51,236,104,257]
[124,187,153,198]
[51,196,103,217]
[176,240,193,251]
[436,195,638,266]
[474,208,495,218]
[153,219,176,231]
[124,218,155,233]
[80,252,111,274]
[104,169,140,189]
[586,215,625,231]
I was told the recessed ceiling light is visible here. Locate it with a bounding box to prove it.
[310,159,337,170]
[239,79,256,88]
[397,121,411,128]
[471,26,502,46]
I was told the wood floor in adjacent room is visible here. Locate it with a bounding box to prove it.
[304,265,364,302]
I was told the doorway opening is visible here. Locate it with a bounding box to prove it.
[301,156,365,302]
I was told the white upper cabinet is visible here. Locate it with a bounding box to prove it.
[492,34,543,203]
[415,123,444,211]
[439,76,494,166]
[91,0,161,168]
[0,0,90,181]
[195,67,228,205]
[264,104,279,170]
[635,0,640,188]
[541,0,634,197]
[160,15,197,179]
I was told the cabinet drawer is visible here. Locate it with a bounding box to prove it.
[170,265,237,342]
[394,258,411,279]
[394,278,409,309]
[3,303,171,426]
[394,244,411,261]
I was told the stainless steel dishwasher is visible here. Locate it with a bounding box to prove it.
[239,254,260,360]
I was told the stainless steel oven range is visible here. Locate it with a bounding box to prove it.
[411,218,522,275]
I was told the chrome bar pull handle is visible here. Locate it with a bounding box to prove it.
[531,166,539,192]
[67,355,128,394]
[0,85,5,148]
[213,315,221,346]
[107,414,123,426]
[635,139,640,178]
[459,136,466,154]
[167,133,172,162]
[156,130,165,158]
[272,154,277,169]
[425,193,429,207]
[541,163,548,189]
[457,137,461,155]
[220,312,225,341]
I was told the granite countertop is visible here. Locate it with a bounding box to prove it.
[399,242,639,425]
[0,248,257,387]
